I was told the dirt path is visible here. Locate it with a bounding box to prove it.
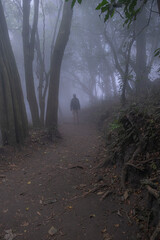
[0,123,138,240]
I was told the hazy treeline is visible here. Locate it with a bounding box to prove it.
[0,0,159,145]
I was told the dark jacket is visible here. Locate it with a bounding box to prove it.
[70,97,80,111]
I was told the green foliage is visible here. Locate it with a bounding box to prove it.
[154,48,160,71]
[65,0,148,26]
[154,48,160,57]
[96,0,117,22]
[150,162,157,170]
[109,119,121,130]
[96,0,147,25]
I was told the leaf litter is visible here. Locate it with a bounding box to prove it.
[4,230,17,240]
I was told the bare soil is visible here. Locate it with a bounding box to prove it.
[0,123,139,240]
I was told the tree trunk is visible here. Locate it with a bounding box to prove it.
[35,31,46,126]
[135,8,148,94]
[0,0,28,145]
[121,39,134,106]
[51,0,63,55]
[111,75,117,97]
[46,2,73,132]
[22,0,40,127]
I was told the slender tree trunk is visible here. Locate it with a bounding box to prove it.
[22,0,40,127]
[51,0,63,55]
[46,2,73,133]
[121,64,129,106]
[0,0,28,145]
[121,39,134,106]
[35,0,63,126]
[135,8,148,94]
[111,75,117,96]
[35,31,46,126]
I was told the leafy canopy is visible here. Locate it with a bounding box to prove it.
[65,0,148,25]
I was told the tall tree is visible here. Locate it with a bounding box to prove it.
[135,7,148,94]
[0,0,28,145]
[35,0,63,126]
[46,1,73,134]
[22,0,40,127]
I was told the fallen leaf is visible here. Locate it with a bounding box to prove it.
[123,190,129,200]
[48,226,57,236]
[21,222,29,227]
[117,210,122,217]
[67,206,73,209]
[37,211,41,216]
[103,232,112,240]
[101,228,107,233]
[114,224,120,228]
[4,229,17,240]
[3,209,8,213]
[90,214,96,218]
[79,184,86,188]
[25,207,29,211]
[97,191,104,195]
[27,181,31,185]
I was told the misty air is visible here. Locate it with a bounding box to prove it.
[0,0,160,239]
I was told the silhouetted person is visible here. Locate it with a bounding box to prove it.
[70,94,80,124]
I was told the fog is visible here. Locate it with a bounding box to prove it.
[1,0,160,129]
[1,2,160,238]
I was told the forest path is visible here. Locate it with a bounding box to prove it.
[0,123,137,240]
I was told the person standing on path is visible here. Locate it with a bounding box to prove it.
[70,94,80,124]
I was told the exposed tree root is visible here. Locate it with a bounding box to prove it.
[141,181,160,240]
[140,158,160,165]
[120,144,143,188]
[129,146,142,162]
[150,221,160,240]
[141,179,158,189]
[146,185,160,201]
[125,162,144,171]
[121,161,144,188]
[101,103,160,238]
[48,127,62,142]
